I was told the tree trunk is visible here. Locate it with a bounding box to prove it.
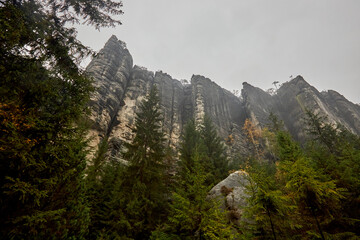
[266,207,277,240]
[310,206,325,240]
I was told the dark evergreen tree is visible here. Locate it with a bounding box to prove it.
[200,115,228,184]
[85,138,117,239]
[179,116,228,186]
[274,127,345,239]
[304,110,360,236]
[108,86,168,239]
[0,0,122,238]
[243,162,293,240]
[276,131,302,162]
[179,119,202,175]
[154,151,233,240]
[279,156,344,240]
[92,161,128,239]
[267,112,284,133]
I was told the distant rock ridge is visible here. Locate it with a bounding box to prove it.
[86,35,360,159]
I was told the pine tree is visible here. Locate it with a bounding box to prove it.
[200,115,228,184]
[85,138,115,239]
[275,129,345,239]
[304,110,360,236]
[94,161,129,239]
[0,1,122,238]
[276,130,302,162]
[239,112,360,238]
[155,151,233,240]
[179,117,228,186]
[279,157,344,239]
[113,86,168,239]
[243,162,293,240]
[179,119,202,174]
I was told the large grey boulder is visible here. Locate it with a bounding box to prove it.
[208,171,250,225]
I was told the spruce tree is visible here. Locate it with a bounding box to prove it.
[275,130,344,239]
[200,115,228,184]
[240,112,360,238]
[155,151,233,240]
[179,117,228,186]
[116,86,168,239]
[243,162,293,240]
[179,119,202,174]
[304,110,360,236]
[0,1,122,238]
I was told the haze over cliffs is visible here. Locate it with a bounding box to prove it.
[86,35,360,158]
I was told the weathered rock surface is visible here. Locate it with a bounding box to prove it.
[85,35,133,152]
[242,76,360,142]
[86,35,360,159]
[208,171,250,225]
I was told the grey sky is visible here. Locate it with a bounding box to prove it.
[77,0,360,103]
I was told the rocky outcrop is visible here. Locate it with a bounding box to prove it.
[86,35,360,160]
[208,171,250,225]
[86,36,248,159]
[242,76,360,142]
[321,90,360,134]
[85,35,133,152]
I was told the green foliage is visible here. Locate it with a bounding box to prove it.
[0,0,122,238]
[267,112,284,133]
[304,110,360,235]
[200,115,229,184]
[152,117,233,239]
[242,160,295,239]
[179,119,202,175]
[85,138,113,239]
[102,86,169,239]
[279,157,344,239]
[276,130,302,162]
[179,116,229,186]
[240,112,360,239]
[3,3,359,237]
[159,151,234,239]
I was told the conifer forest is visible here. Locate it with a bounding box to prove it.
[1,1,359,239]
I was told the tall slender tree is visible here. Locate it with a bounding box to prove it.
[179,119,202,174]
[113,86,168,239]
[154,149,233,240]
[304,110,360,236]
[200,115,228,184]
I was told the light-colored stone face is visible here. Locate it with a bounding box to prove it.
[86,37,247,162]
[208,171,252,225]
[86,36,360,163]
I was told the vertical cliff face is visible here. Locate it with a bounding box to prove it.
[242,75,360,142]
[192,75,244,136]
[86,35,360,159]
[85,35,133,151]
[86,36,248,158]
[241,82,278,126]
[321,90,360,134]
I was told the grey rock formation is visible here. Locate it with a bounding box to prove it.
[242,75,360,142]
[86,35,360,160]
[86,36,248,159]
[86,35,133,152]
[208,171,250,225]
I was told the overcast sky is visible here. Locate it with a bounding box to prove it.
[76,0,360,104]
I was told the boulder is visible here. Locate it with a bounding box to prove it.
[208,171,250,225]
